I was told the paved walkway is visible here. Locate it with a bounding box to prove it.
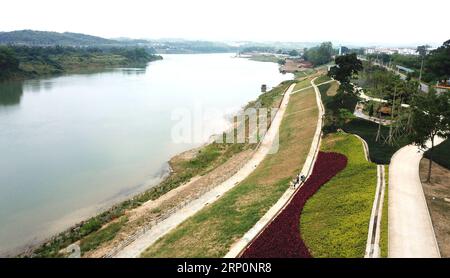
[225,77,324,257]
[365,165,386,258]
[113,83,296,258]
[356,87,410,108]
[389,137,444,258]
[290,79,334,95]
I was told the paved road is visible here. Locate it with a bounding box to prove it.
[388,137,444,258]
[113,83,296,258]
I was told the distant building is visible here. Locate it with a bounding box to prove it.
[365,47,419,56]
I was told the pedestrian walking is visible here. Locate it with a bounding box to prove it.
[293,175,300,189]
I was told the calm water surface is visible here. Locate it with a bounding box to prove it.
[0,53,291,255]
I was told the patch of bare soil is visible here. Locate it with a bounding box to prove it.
[326,81,339,96]
[84,148,255,258]
[281,59,313,73]
[420,158,450,257]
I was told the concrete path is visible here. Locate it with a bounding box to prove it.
[353,106,390,126]
[290,79,334,95]
[388,137,444,258]
[113,83,296,258]
[356,87,410,108]
[365,165,386,258]
[225,77,324,258]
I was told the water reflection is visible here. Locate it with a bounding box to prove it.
[24,80,54,93]
[0,81,23,106]
[0,67,145,106]
[118,68,147,75]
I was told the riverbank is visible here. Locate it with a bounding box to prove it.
[141,77,316,258]
[19,77,296,257]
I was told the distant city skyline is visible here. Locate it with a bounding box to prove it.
[1,0,448,47]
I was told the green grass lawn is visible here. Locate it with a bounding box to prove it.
[294,69,317,79]
[80,216,128,253]
[315,75,332,84]
[246,80,295,109]
[343,118,410,164]
[293,78,312,91]
[248,55,280,63]
[141,86,319,257]
[318,81,358,112]
[425,139,450,170]
[300,132,377,257]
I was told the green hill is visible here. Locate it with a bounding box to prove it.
[0,30,119,46]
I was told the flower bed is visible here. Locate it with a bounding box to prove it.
[241,151,348,258]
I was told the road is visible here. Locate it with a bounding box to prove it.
[388,137,444,257]
[112,83,296,258]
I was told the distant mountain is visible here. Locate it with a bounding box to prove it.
[0,30,120,46]
[0,30,238,53]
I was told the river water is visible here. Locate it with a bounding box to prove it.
[0,53,291,255]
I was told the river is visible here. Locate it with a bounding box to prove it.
[0,53,291,256]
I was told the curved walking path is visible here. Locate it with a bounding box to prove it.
[365,164,386,258]
[356,86,410,108]
[225,77,324,257]
[388,137,444,258]
[113,83,296,258]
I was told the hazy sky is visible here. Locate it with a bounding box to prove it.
[1,0,448,46]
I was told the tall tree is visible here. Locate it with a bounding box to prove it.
[425,39,450,83]
[288,49,299,57]
[416,45,429,82]
[304,42,334,66]
[0,46,20,80]
[409,89,450,182]
[328,53,363,95]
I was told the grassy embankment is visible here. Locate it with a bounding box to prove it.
[294,68,317,79]
[141,80,318,257]
[29,80,295,257]
[314,75,332,84]
[300,132,377,257]
[293,78,311,91]
[248,55,280,63]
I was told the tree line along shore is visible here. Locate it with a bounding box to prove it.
[0,45,163,81]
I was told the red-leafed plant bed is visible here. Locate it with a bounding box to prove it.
[241,151,347,258]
